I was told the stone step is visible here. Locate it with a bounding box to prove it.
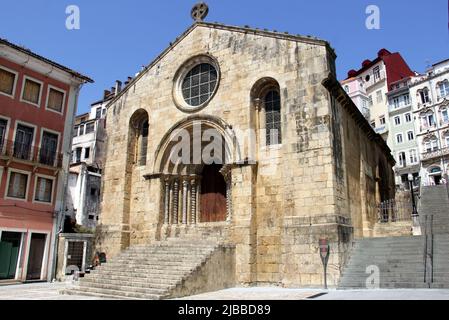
[86,273,185,283]
[80,277,179,289]
[78,281,170,296]
[90,267,192,277]
[111,255,209,264]
[102,260,202,270]
[68,286,164,300]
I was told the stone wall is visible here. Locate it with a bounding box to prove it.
[95,22,396,288]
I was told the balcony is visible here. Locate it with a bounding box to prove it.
[420,123,437,132]
[375,125,388,135]
[417,100,433,109]
[0,140,63,168]
[421,147,449,161]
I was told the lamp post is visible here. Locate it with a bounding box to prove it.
[408,173,418,218]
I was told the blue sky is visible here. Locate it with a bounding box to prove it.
[1,0,448,115]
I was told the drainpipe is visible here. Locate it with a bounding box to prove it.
[50,82,83,282]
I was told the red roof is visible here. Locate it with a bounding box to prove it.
[345,49,414,91]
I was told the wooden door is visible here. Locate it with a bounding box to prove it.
[26,233,46,280]
[200,164,227,222]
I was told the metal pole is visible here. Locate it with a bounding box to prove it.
[410,179,418,217]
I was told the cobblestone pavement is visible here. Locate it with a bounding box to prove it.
[1,283,449,300]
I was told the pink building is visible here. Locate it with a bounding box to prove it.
[0,38,92,283]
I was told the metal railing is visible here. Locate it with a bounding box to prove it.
[421,147,449,161]
[377,199,413,223]
[423,215,434,286]
[0,139,63,168]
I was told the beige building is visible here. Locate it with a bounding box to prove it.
[94,22,395,289]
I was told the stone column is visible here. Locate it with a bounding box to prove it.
[164,177,170,225]
[190,178,197,225]
[220,165,233,222]
[172,179,179,225]
[182,179,188,225]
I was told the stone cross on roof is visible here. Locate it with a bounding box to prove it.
[191,2,209,21]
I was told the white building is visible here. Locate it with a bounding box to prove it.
[342,49,415,144]
[386,77,420,189]
[66,89,113,230]
[410,59,449,186]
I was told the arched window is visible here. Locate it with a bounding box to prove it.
[251,78,282,147]
[139,120,149,166]
[264,90,282,146]
[419,88,430,104]
[129,109,149,166]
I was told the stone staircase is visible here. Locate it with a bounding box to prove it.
[62,230,235,299]
[339,185,449,289]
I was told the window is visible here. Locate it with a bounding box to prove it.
[102,108,106,116]
[0,118,7,150]
[394,116,401,126]
[47,88,64,112]
[425,139,438,152]
[79,125,85,136]
[139,121,149,165]
[445,135,449,147]
[34,176,53,203]
[7,171,28,199]
[40,131,58,166]
[85,123,95,134]
[344,85,349,93]
[265,90,282,146]
[84,147,90,159]
[441,109,449,123]
[75,147,82,163]
[370,121,376,128]
[420,88,430,104]
[368,95,373,106]
[22,78,41,105]
[398,152,406,167]
[376,90,383,103]
[373,66,381,81]
[404,94,410,106]
[396,134,403,144]
[405,113,412,123]
[181,63,218,107]
[14,124,34,160]
[427,113,435,127]
[407,131,414,141]
[96,107,102,119]
[73,126,79,137]
[439,80,449,98]
[0,67,16,96]
[392,97,400,109]
[379,116,386,125]
[409,149,418,164]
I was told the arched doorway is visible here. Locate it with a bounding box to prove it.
[200,164,227,222]
[154,117,239,227]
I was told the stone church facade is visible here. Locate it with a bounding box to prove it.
[95,22,395,288]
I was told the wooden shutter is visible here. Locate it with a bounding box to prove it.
[0,69,15,95]
[23,79,41,104]
[47,88,64,112]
